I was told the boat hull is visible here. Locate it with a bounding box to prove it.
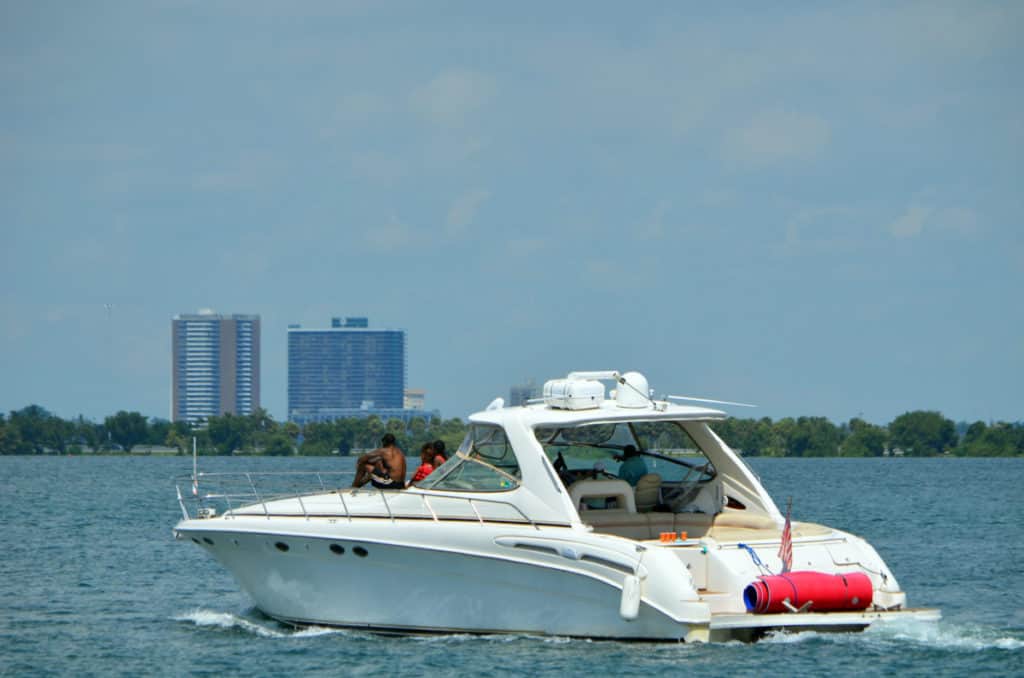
[177,518,700,640]
[177,515,940,641]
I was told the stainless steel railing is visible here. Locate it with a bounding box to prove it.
[174,471,541,529]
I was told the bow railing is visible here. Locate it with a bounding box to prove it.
[174,470,541,529]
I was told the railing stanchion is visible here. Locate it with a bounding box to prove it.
[338,491,352,522]
[421,495,438,521]
[176,485,189,521]
[468,499,484,525]
[245,473,269,519]
[380,490,395,523]
[223,479,237,516]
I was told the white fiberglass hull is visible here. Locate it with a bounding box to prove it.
[176,517,705,640]
[176,514,938,641]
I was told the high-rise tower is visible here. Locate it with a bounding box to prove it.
[172,310,261,423]
[287,317,405,423]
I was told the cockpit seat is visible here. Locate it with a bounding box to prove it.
[569,479,636,513]
[578,509,650,540]
[634,473,662,512]
[571,479,650,539]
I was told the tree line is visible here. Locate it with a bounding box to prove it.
[0,405,1020,457]
[0,405,468,457]
[713,412,1023,457]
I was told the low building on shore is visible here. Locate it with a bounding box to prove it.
[130,444,181,455]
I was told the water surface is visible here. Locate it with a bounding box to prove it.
[1,456,1021,676]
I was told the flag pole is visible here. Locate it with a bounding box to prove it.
[778,496,793,573]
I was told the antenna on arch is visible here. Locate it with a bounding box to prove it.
[667,395,757,408]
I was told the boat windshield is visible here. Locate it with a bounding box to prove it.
[535,421,716,494]
[416,424,521,492]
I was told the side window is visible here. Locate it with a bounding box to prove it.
[632,422,715,484]
[631,422,698,453]
[417,425,520,492]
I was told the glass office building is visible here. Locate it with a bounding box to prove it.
[172,311,261,423]
[288,317,407,423]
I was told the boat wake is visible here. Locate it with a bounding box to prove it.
[761,617,1022,652]
[174,608,1020,652]
[174,608,347,639]
[407,633,581,646]
[173,610,587,645]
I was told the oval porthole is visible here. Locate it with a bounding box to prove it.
[329,544,345,555]
[191,538,201,545]
[274,541,290,552]
[202,537,214,546]
[353,546,368,558]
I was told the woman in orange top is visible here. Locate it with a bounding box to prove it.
[409,443,436,485]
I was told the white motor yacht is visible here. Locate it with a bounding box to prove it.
[174,370,938,641]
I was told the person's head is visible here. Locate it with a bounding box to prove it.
[381,433,396,448]
[623,444,639,458]
[420,442,434,462]
[432,440,447,459]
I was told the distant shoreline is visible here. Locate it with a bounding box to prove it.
[3,405,1021,458]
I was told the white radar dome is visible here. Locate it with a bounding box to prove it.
[615,371,650,408]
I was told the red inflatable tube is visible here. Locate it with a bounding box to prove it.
[743,571,873,614]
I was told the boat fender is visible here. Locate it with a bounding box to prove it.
[620,574,641,621]
[743,571,874,614]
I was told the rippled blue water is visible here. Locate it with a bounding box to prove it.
[1,456,1022,677]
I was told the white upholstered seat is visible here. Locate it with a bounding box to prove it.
[569,479,636,513]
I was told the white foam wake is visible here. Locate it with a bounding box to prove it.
[869,617,1023,652]
[407,633,581,646]
[761,617,1022,652]
[174,609,344,639]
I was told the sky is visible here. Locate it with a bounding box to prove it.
[2,1,1022,426]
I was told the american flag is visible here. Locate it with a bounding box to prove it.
[778,497,793,573]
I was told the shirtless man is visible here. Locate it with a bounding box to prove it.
[352,433,407,490]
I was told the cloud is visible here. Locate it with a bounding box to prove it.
[446,190,491,236]
[585,259,616,277]
[880,2,1022,62]
[888,206,931,238]
[723,109,832,169]
[888,205,979,239]
[192,151,276,192]
[701,188,737,207]
[348,150,405,183]
[505,238,547,257]
[218,231,278,277]
[45,307,67,324]
[0,315,28,342]
[582,258,649,293]
[319,92,392,140]
[636,200,672,239]
[410,69,495,127]
[931,207,979,236]
[421,134,489,171]
[363,216,417,251]
[334,92,387,126]
[784,206,862,252]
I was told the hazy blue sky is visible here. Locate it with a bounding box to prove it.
[2,1,1021,425]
